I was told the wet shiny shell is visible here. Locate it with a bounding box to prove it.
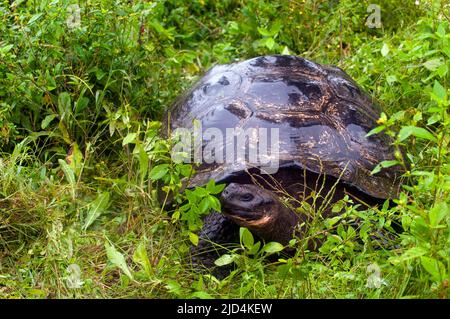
[165,55,402,199]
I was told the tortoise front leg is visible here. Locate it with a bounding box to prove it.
[190,212,240,278]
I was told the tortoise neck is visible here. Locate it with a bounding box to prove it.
[254,204,300,246]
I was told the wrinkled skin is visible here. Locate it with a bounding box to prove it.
[190,211,240,278]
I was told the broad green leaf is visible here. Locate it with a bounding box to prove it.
[277,261,292,278]
[189,232,199,246]
[46,70,57,91]
[443,46,450,59]
[429,202,448,228]
[75,96,89,114]
[109,120,116,137]
[177,164,192,177]
[391,110,405,121]
[240,227,254,250]
[185,189,197,203]
[149,164,169,180]
[325,215,342,228]
[281,46,290,55]
[381,160,399,168]
[214,254,235,266]
[331,200,345,213]
[337,224,345,239]
[432,80,446,102]
[67,142,83,177]
[347,225,356,238]
[371,160,399,175]
[413,111,423,122]
[207,182,225,195]
[198,197,209,213]
[137,145,149,183]
[28,13,43,25]
[427,113,441,125]
[398,126,436,142]
[58,121,72,144]
[248,241,261,255]
[386,75,397,84]
[436,23,446,38]
[171,210,180,222]
[423,58,444,71]
[83,192,110,230]
[257,27,272,37]
[122,133,137,146]
[389,246,428,264]
[381,43,389,57]
[105,242,133,279]
[269,20,282,35]
[263,37,275,50]
[58,159,76,188]
[436,64,448,78]
[366,125,385,137]
[421,256,446,282]
[207,195,221,212]
[132,241,152,276]
[262,242,284,254]
[165,280,182,296]
[193,187,208,197]
[0,44,13,54]
[57,92,71,119]
[205,179,216,192]
[41,114,57,129]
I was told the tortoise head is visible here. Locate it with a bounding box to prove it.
[220,183,300,245]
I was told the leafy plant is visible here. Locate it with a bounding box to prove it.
[0,0,448,299]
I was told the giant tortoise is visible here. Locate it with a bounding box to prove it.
[163,55,403,273]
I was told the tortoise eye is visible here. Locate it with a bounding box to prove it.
[240,193,254,202]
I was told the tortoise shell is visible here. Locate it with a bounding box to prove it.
[165,55,402,199]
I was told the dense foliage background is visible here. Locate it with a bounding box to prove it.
[0,0,448,298]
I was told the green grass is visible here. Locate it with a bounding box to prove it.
[0,0,448,298]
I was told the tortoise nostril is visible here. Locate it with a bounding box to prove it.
[222,183,239,200]
[221,188,230,200]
